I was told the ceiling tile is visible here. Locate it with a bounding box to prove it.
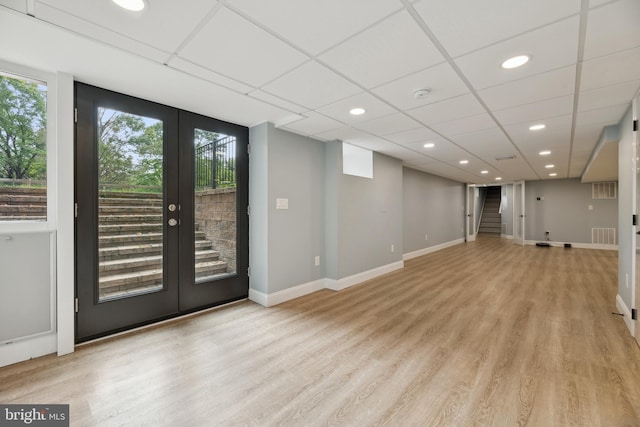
[583,0,640,61]
[575,104,629,129]
[413,0,581,57]
[408,93,485,125]
[493,95,574,126]
[36,0,218,52]
[167,57,254,94]
[316,92,397,124]
[246,90,307,114]
[371,62,469,110]
[449,127,513,154]
[353,113,422,136]
[385,127,440,145]
[454,16,579,90]
[505,115,573,152]
[2,0,26,13]
[281,111,343,136]
[578,80,640,112]
[32,2,170,62]
[319,11,444,88]
[478,66,576,111]
[261,61,362,110]
[225,0,401,55]
[430,113,497,136]
[179,7,308,87]
[580,47,640,92]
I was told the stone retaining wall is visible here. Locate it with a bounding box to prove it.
[195,187,237,273]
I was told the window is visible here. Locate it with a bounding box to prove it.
[0,71,48,222]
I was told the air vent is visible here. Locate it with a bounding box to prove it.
[592,182,617,199]
[592,228,616,245]
[495,155,517,161]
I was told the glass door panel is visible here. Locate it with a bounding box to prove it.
[97,107,165,301]
[193,129,237,281]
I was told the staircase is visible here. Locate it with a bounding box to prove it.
[0,186,47,220]
[97,191,227,299]
[478,186,501,234]
[0,187,228,300]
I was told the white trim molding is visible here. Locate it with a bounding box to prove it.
[249,279,326,308]
[402,238,464,261]
[249,260,405,307]
[325,261,404,291]
[616,294,635,336]
[501,234,514,240]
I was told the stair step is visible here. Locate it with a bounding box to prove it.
[98,197,163,207]
[0,215,47,221]
[99,206,162,214]
[99,191,162,199]
[99,240,213,261]
[0,195,47,205]
[99,231,207,247]
[100,250,221,274]
[99,214,163,224]
[99,223,163,235]
[0,204,47,214]
[0,187,46,196]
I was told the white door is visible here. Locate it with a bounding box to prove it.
[514,181,525,246]
[465,184,476,242]
[634,94,639,346]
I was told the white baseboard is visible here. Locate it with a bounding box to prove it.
[325,261,404,291]
[525,240,618,251]
[249,261,404,307]
[616,294,635,336]
[249,279,326,308]
[402,238,465,261]
[501,234,514,240]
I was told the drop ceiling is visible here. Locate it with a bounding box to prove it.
[1,0,639,184]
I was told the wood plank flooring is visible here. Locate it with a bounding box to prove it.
[2,235,640,426]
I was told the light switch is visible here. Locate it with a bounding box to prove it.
[588,205,593,211]
[276,198,289,210]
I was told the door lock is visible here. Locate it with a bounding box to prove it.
[168,218,178,227]
[168,203,177,212]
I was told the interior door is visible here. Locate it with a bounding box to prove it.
[465,184,476,242]
[75,84,248,341]
[514,180,525,246]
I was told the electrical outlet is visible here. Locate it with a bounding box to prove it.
[315,255,320,266]
[391,244,395,253]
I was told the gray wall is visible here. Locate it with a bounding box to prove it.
[525,178,617,243]
[249,123,326,294]
[617,106,634,310]
[328,145,404,279]
[402,167,465,254]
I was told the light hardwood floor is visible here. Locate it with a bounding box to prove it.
[2,236,640,426]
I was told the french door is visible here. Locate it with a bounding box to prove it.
[75,83,248,341]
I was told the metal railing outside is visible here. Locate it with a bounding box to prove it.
[195,135,236,190]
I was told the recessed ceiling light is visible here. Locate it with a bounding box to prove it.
[349,107,366,116]
[112,0,146,11]
[529,124,546,131]
[549,173,557,177]
[459,160,469,164]
[495,177,503,181]
[539,150,551,156]
[423,142,435,148]
[481,170,489,174]
[545,164,555,169]
[501,55,530,69]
